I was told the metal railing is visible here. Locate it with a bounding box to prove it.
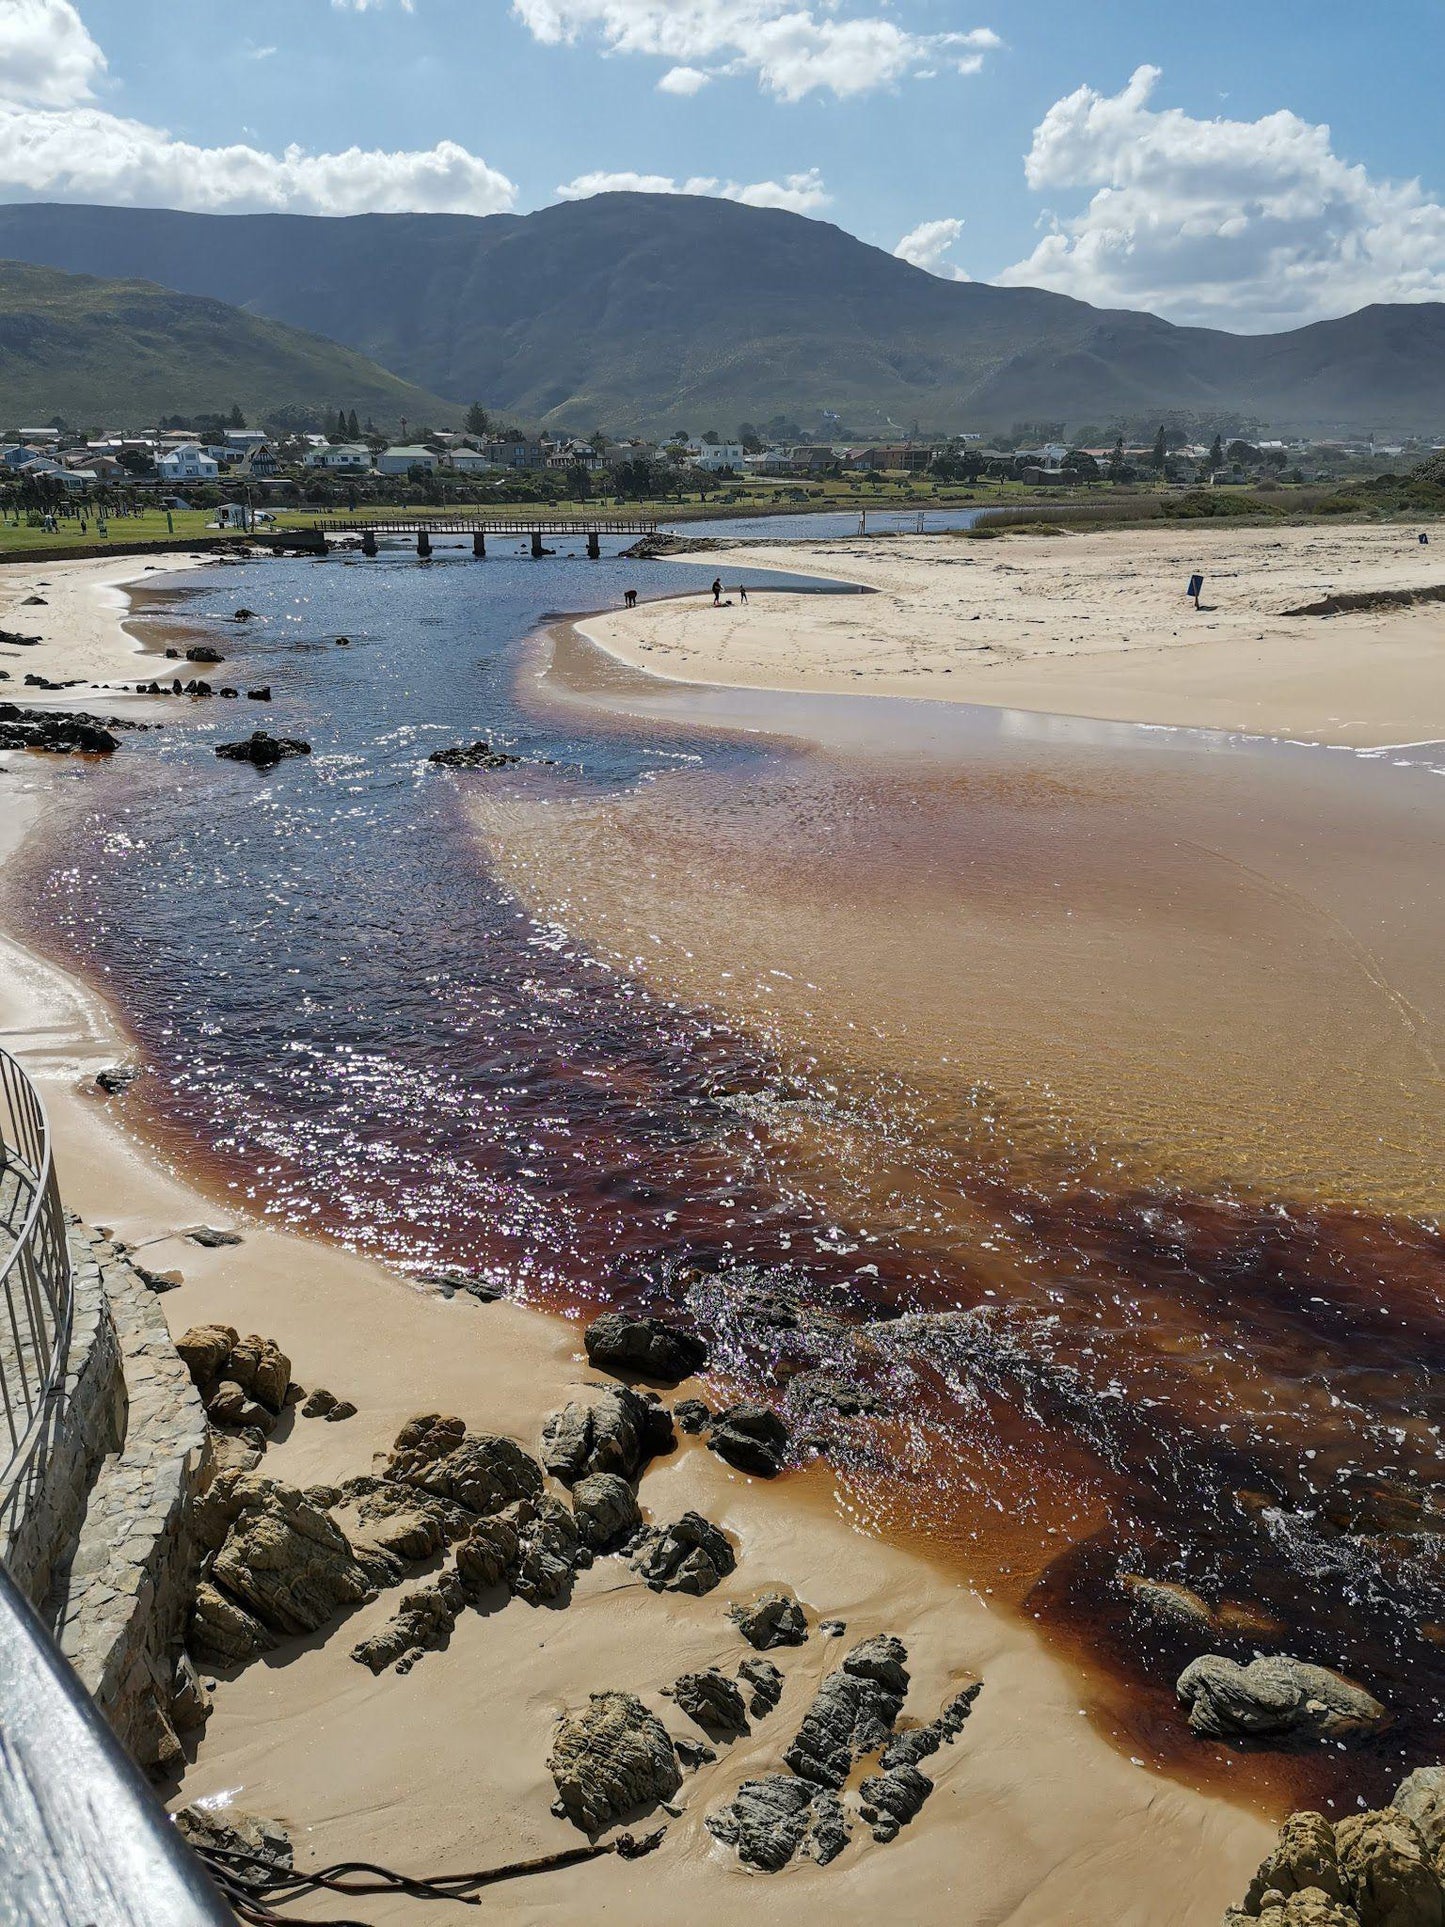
[0,1047,73,1539]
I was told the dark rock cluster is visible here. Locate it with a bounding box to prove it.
[428,740,522,769]
[215,730,310,769]
[0,703,120,753]
[1177,1654,1390,1744]
[175,1323,295,1437]
[584,1311,709,1384]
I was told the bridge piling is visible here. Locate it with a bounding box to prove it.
[530,533,544,559]
[418,531,432,560]
[361,530,378,557]
[586,531,601,560]
[472,531,486,558]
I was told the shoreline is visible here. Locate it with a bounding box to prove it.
[0,556,1277,1922]
[581,521,1445,747]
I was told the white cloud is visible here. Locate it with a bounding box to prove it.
[331,1,415,11]
[513,1,1000,102]
[557,165,830,214]
[657,65,710,95]
[999,65,1445,330]
[0,2,513,216]
[0,0,105,107]
[895,216,968,280]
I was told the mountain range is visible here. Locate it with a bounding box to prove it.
[0,260,454,429]
[0,194,1441,436]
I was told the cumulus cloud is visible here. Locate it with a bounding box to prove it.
[513,1,1000,101]
[999,65,1445,330]
[0,0,513,215]
[657,65,711,95]
[0,0,105,107]
[894,216,968,280]
[557,165,830,214]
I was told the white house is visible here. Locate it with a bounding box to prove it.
[158,443,220,482]
[691,442,746,472]
[305,442,375,472]
[445,448,500,474]
[224,428,269,450]
[377,444,439,476]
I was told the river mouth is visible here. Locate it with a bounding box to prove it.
[10,535,1445,1816]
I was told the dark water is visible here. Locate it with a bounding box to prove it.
[14,529,1445,1812]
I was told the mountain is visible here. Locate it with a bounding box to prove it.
[0,197,1440,436]
[0,260,456,429]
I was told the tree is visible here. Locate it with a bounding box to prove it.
[701,428,721,445]
[465,401,490,438]
[1062,449,1099,482]
[1150,426,1167,473]
[347,409,360,440]
[228,404,246,429]
[1107,436,1127,482]
[1209,434,1224,470]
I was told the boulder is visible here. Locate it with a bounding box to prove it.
[548,1692,681,1834]
[510,1497,585,1606]
[859,1762,932,1843]
[706,1775,849,1870]
[583,1312,708,1384]
[784,1637,910,1789]
[730,1590,808,1650]
[1395,1769,1445,1859]
[674,1398,713,1435]
[352,1570,466,1675]
[1176,1655,1389,1744]
[302,1387,338,1418]
[215,730,309,769]
[570,1473,641,1550]
[1120,1573,1219,1635]
[879,1682,982,1770]
[1334,1811,1443,1927]
[182,1225,244,1248]
[200,1475,380,1649]
[428,742,521,770]
[670,1668,749,1738]
[0,704,118,754]
[455,1514,520,1595]
[189,1578,274,1667]
[630,1511,736,1595]
[186,645,224,663]
[738,1656,784,1717]
[95,1065,141,1095]
[382,1414,544,1516]
[205,1381,278,1435]
[225,1333,292,1413]
[541,1386,674,1485]
[1244,1813,1350,1912]
[173,1807,292,1893]
[176,1323,238,1386]
[786,1370,885,1420]
[708,1403,789,1478]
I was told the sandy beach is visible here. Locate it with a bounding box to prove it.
[0,552,1287,1922]
[583,521,1445,745]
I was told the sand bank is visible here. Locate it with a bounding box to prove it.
[584,521,1445,745]
[0,551,203,695]
[0,603,1273,1919]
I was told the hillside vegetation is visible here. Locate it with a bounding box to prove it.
[0,261,456,428]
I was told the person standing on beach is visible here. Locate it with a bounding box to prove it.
[712,577,722,605]
[739,585,749,604]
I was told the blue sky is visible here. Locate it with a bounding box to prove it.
[3,0,1444,330]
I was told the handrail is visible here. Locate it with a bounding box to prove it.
[0,1047,74,1536]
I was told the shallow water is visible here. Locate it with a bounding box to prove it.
[661,507,987,540]
[13,529,1445,1810]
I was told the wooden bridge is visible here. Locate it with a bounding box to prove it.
[308,515,660,558]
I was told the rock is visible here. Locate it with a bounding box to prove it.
[859,1762,933,1842]
[225,1334,292,1413]
[133,1263,184,1294]
[676,1738,716,1770]
[170,1653,213,1735]
[671,1668,749,1738]
[189,1578,274,1666]
[455,1514,519,1594]
[630,1511,736,1595]
[182,1225,244,1248]
[708,1403,789,1478]
[325,1399,357,1422]
[351,1501,446,1566]
[95,1065,141,1095]
[352,1570,466,1674]
[706,1775,849,1870]
[302,1387,338,1418]
[1244,1813,1350,1912]
[186,645,224,663]
[583,1312,709,1384]
[541,1386,674,1485]
[738,1656,784,1717]
[510,1496,584,1606]
[1248,1895,1362,1927]
[879,1682,982,1770]
[429,741,521,769]
[417,1267,503,1302]
[1395,1769,1445,1859]
[335,636,350,646]
[173,1807,292,1891]
[198,1475,379,1652]
[215,730,309,768]
[1176,1655,1390,1744]
[787,1370,885,1420]
[0,703,119,753]
[1120,1573,1219,1635]
[1335,1810,1442,1927]
[570,1473,641,1550]
[176,1323,238,1385]
[205,1380,278,1434]
[730,1590,808,1650]
[382,1414,544,1516]
[820,1618,847,1636]
[548,1692,681,1834]
[784,1637,910,1789]
[233,608,257,621]
[674,1398,713,1434]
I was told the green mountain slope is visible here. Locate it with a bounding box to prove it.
[0,260,456,428]
[0,197,1441,434]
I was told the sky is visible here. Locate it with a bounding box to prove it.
[1,0,1443,333]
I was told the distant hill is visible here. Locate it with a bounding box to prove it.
[0,197,1441,435]
[0,260,456,429]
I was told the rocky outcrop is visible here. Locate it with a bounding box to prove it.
[859,1762,932,1843]
[175,1323,293,1436]
[1395,1769,1445,1859]
[670,1668,749,1739]
[879,1682,981,1770]
[540,1386,674,1485]
[428,741,521,769]
[215,730,310,769]
[382,1414,544,1516]
[1177,1655,1389,1744]
[570,1473,641,1550]
[352,1570,466,1675]
[731,1590,809,1649]
[583,1313,708,1384]
[739,1656,784,1717]
[630,1512,735,1595]
[708,1403,789,1478]
[784,1636,910,1788]
[1334,1813,1442,1927]
[1225,1770,1445,1925]
[548,1692,681,1834]
[706,1776,849,1871]
[0,703,120,753]
[173,1806,293,1893]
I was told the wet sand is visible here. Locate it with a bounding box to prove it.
[583,522,1445,745]
[0,552,203,693]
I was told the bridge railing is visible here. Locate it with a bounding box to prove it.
[0,1047,74,1544]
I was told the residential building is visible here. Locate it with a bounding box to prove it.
[304,442,375,472]
[157,443,220,481]
[377,444,440,476]
[482,440,544,471]
[445,448,500,474]
[224,429,269,450]
[691,442,746,472]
